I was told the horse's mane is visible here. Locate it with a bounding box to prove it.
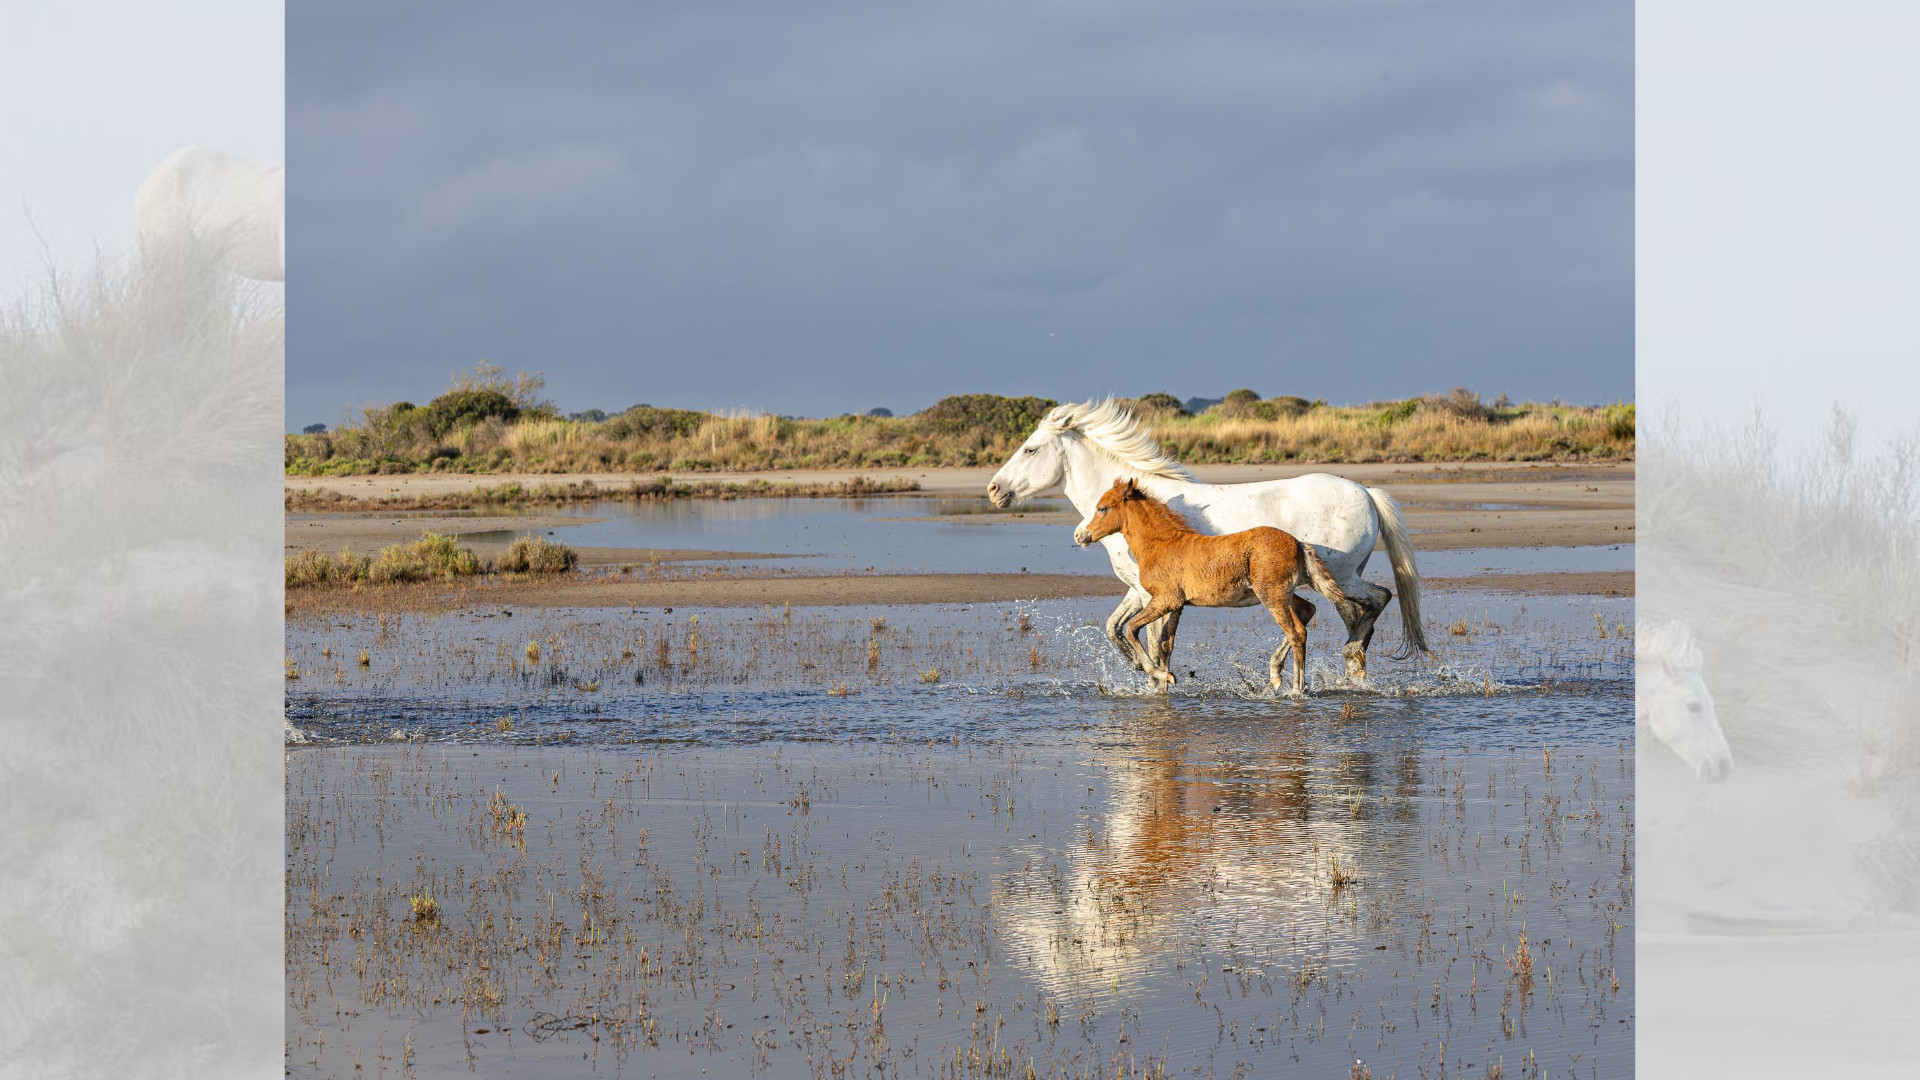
[1040,399,1192,481]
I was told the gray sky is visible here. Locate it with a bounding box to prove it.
[1,1,282,300]
[1638,2,1920,460]
[288,0,1630,426]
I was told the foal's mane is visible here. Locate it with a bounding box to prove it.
[1039,399,1192,481]
[1113,482,1198,537]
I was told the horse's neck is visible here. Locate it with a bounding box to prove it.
[1060,439,1205,516]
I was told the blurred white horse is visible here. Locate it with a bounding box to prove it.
[135,145,284,281]
[1638,618,1735,781]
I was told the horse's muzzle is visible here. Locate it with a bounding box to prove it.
[986,483,1013,508]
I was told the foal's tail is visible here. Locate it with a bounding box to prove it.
[1299,543,1348,605]
[1365,486,1431,657]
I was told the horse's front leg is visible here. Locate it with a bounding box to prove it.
[1105,591,1151,671]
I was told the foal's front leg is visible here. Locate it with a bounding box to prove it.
[1125,596,1185,688]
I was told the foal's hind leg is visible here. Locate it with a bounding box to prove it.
[1262,593,1311,695]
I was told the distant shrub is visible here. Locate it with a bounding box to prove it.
[301,422,328,435]
[498,536,578,574]
[568,408,608,423]
[1603,402,1635,440]
[917,394,1058,439]
[599,405,707,441]
[866,407,894,418]
[1420,387,1495,423]
[1124,392,1189,418]
[423,388,520,437]
[369,532,483,583]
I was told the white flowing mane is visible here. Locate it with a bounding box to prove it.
[1040,399,1193,482]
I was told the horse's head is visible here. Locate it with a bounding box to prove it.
[1636,619,1734,781]
[1074,478,1140,547]
[986,414,1072,508]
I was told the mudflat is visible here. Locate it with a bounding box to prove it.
[285,462,1632,610]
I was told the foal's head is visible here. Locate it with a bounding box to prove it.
[1075,478,1155,546]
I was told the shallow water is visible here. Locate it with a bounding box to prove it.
[287,568,1634,1076]
[455,496,1633,577]
[289,731,1632,1079]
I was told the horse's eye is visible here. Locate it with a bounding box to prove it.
[1023,446,1036,455]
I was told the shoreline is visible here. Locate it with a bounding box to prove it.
[285,462,1634,612]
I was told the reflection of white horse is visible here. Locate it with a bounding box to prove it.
[135,145,284,281]
[1638,618,1734,781]
[986,401,1428,680]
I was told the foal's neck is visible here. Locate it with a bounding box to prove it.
[1119,495,1194,544]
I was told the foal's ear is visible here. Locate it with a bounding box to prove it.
[1121,477,1140,498]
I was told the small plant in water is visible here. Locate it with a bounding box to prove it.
[1449,619,1473,637]
[524,639,541,663]
[285,658,300,680]
[495,715,514,733]
[1329,854,1358,890]
[920,667,941,684]
[408,893,440,925]
[356,648,370,667]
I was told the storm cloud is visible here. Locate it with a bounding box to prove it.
[288,0,1630,424]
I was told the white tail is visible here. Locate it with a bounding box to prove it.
[1366,486,1430,655]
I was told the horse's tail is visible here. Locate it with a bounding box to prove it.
[1366,486,1431,657]
[1299,542,1348,605]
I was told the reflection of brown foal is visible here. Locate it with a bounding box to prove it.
[1076,478,1347,694]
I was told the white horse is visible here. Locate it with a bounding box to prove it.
[135,145,284,282]
[1637,618,1734,781]
[986,400,1428,679]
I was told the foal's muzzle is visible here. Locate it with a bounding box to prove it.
[1073,527,1092,547]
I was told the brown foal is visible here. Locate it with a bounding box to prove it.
[1076,478,1347,694]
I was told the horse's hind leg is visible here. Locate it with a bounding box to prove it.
[1333,581,1393,680]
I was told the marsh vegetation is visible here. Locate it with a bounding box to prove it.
[287,372,1633,477]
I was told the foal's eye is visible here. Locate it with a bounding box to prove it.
[1096,506,1107,514]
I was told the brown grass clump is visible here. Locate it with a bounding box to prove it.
[497,536,577,574]
[368,533,483,584]
[284,547,371,588]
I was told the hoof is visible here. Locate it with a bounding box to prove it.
[1149,670,1175,688]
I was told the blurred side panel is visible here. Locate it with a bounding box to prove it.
[0,3,284,1078]
[1639,2,1920,1076]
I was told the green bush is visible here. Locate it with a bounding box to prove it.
[916,394,1058,439]
[422,388,519,437]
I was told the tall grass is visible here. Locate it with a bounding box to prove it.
[287,389,1633,476]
